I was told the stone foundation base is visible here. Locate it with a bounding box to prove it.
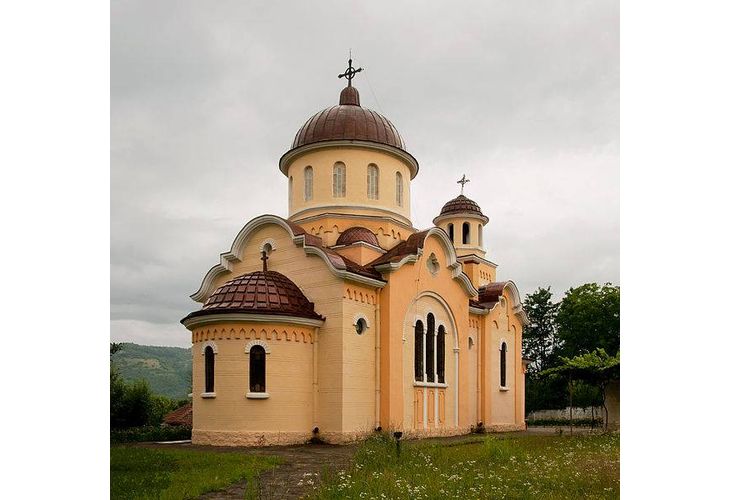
[484,422,526,432]
[192,422,526,447]
[193,429,312,447]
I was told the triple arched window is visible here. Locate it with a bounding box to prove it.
[367,164,379,199]
[414,313,446,384]
[396,171,403,206]
[304,166,313,201]
[333,162,346,197]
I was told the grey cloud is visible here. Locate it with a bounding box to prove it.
[112,0,618,347]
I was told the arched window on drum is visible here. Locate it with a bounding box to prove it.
[333,162,346,197]
[367,164,379,200]
[304,166,313,201]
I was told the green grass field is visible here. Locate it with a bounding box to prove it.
[110,446,280,500]
[310,433,620,499]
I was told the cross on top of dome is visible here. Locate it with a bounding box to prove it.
[338,53,362,87]
[457,174,470,195]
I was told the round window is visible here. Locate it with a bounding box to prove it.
[355,318,367,335]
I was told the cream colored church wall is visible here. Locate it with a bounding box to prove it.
[286,147,412,226]
[467,320,479,426]
[461,261,497,288]
[190,322,315,445]
[203,223,346,433]
[486,297,525,428]
[340,286,378,435]
[378,234,472,434]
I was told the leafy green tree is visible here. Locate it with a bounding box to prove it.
[110,342,124,356]
[556,283,620,358]
[120,380,155,428]
[522,287,559,373]
[542,349,620,431]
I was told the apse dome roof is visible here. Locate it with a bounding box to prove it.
[291,86,405,151]
[335,226,381,248]
[182,271,323,322]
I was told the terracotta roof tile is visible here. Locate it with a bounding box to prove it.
[335,226,381,248]
[163,403,192,427]
[439,195,485,218]
[183,270,324,322]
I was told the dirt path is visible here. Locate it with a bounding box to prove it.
[141,441,357,499]
[249,444,356,499]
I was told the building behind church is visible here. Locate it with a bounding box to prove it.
[181,63,529,446]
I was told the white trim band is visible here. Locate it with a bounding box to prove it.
[183,313,325,330]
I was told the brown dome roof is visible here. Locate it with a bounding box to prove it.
[291,86,405,151]
[439,195,486,218]
[183,271,323,321]
[335,226,381,247]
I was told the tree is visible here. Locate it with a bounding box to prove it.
[542,349,620,431]
[110,342,123,356]
[556,283,620,358]
[522,287,559,373]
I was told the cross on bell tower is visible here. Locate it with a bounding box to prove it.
[338,52,363,87]
[457,174,470,195]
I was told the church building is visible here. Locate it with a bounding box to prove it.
[181,60,529,446]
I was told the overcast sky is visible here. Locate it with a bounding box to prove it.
[111,0,618,348]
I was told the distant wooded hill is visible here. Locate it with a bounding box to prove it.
[112,343,191,400]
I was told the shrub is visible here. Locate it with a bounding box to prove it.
[111,371,188,429]
[110,425,192,444]
[526,417,603,427]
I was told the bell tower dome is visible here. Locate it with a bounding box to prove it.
[433,176,489,259]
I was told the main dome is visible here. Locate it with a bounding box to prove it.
[291,86,406,151]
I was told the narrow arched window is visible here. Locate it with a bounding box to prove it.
[462,222,470,244]
[478,224,483,247]
[333,162,346,197]
[304,166,313,201]
[500,342,507,387]
[396,171,403,206]
[448,223,454,242]
[414,320,424,381]
[426,313,435,383]
[437,325,445,383]
[249,345,266,393]
[204,346,215,393]
[367,164,379,200]
[288,176,293,207]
